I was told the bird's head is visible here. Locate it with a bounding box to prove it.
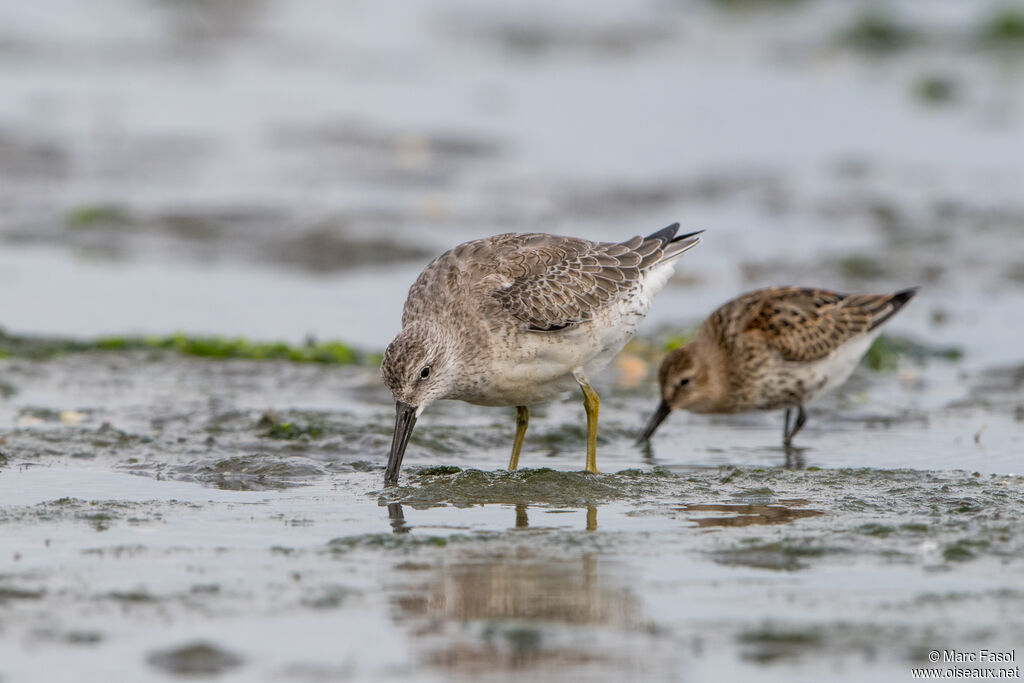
[380,322,459,485]
[638,342,717,441]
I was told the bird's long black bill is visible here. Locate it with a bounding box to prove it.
[638,400,671,443]
[385,401,418,487]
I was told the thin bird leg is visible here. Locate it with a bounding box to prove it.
[789,405,808,444]
[782,408,793,447]
[507,405,529,471]
[574,373,601,474]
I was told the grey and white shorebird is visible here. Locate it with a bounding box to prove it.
[381,223,703,485]
[639,286,917,448]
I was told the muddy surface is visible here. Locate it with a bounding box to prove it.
[0,347,1021,682]
[1,0,1023,681]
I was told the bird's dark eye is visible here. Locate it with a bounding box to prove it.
[420,366,431,379]
[678,377,691,387]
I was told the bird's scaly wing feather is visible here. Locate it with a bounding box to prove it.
[487,232,670,332]
[712,287,884,363]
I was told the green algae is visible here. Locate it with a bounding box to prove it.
[615,467,671,478]
[79,511,116,532]
[714,540,848,571]
[370,465,1024,540]
[379,468,667,508]
[862,334,963,372]
[418,465,464,476]
[663,334,693,351]
[739,625,822,645]
[839,12,918,55]
[67,204,132,228]
[839,254,888,279]
[121,334,365,364]
[0,328,374,365]
[620,328,696,361]
[325,533,455,554]
[913,74,958,105]
[857,522,895,537]
[977,7,1024,48]
[263,421,325,440]
[942,539,986,562]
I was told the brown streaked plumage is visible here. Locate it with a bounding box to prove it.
[639,286,918,448]
[382,223,703,486]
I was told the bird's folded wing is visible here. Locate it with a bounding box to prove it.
[737,288,873,362]
[488,233,662,332]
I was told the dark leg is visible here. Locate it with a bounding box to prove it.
[782,405,808,447]
[639,438,655,462]
[388,503,410,534]
[790,405,808,443]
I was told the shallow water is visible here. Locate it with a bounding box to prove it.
[1,0,1023,680]
[0,351,1022,682]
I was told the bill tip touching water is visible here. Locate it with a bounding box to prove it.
[382,223,702,486]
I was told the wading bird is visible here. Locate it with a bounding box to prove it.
[381,224,702,485]
[639,286,917,449]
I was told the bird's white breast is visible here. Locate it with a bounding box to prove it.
[459,258,681,407]
[803,330,881,402]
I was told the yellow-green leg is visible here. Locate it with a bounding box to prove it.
[574,372,600,474]
[507,405,529,471]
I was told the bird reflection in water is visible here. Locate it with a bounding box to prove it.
[513,504,598,531]
[391,550,644,674]
[384,503,674,675]
[515,504,528,529]
[681,500,823,529]
[387,502,410,534]
[387,503,599,534]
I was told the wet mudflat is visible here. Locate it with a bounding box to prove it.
[2,0,1024,680]
[0,348,1021,682]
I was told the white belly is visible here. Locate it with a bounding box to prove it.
[466,323,620,406]
[451,257,681,407]
[803,331,881,402]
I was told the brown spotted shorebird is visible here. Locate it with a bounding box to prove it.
[638,286,917,450]
[381,223,703,486]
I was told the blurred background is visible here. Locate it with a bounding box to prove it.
[2,0,1022,353]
